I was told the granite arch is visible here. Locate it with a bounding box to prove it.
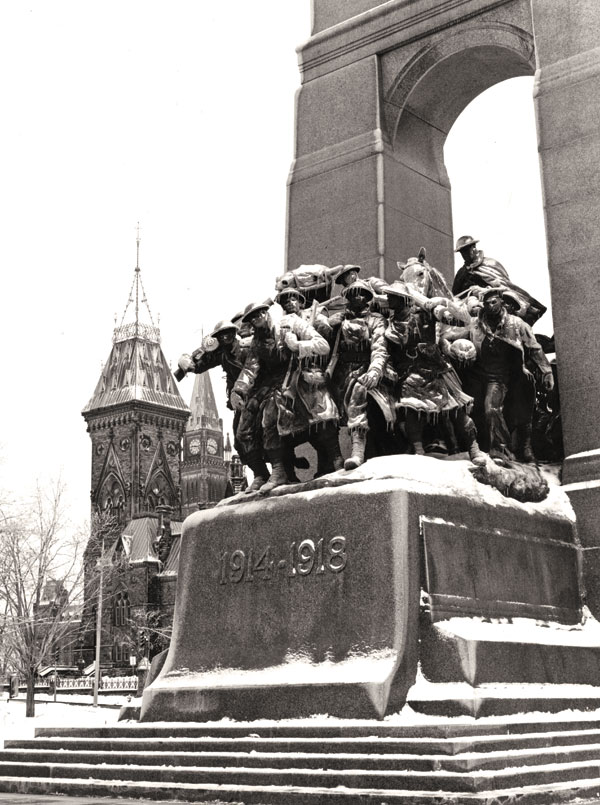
[285,0,600,606]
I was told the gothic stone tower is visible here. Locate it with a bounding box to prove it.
[180,371,228,518]
[82,241,190,523]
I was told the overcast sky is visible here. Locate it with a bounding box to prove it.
[0,2,552,527]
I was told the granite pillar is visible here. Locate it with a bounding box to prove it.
[532,0,600,611]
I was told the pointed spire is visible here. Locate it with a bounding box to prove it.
[135,222,141,337]
[113,223,160,345]
[187,372,221,432]
[82,230,190,417]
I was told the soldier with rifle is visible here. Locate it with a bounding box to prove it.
[326,281,393,470]
[176,320,269,489]
[276,288,343,476]
[232,299,332,493]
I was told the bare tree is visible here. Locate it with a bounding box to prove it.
[0,478,86,717]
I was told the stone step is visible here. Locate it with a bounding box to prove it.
[8,757,600,792]
[32,715,600,739]
[0,760,480,792]
[5,741,600,772]
[407,692,600,718]
[12,727,600,756]
[3,774,600,804]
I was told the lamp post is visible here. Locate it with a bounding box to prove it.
[53,654,58,704]
[137,655,149,695]
[93,544,111,707]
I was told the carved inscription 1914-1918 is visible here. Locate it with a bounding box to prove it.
[218,536,347,584]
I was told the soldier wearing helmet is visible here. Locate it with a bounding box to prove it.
[326,281,393,470]
[383,281,485,463]
[177,318,252,479]
[276,287,332,340]
[177,319,247,404]
[232,298,333,493]
[328,264,389,315]
[442,286,554,462]
[452,235,546,324]
[275,288,342,477]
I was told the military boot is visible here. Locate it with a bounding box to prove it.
[468,440,487,466]
[326,434,344,472]
[344,430,367,470]
[244,452,270,494]
[313,426,344,475]
[259,450,290,494]
[517,424,535,463]
[283,446,301,483]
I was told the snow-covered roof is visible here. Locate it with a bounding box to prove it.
[82,337,189,416]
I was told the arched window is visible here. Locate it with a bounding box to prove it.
[101,477,126,523]
[113,592,131,626]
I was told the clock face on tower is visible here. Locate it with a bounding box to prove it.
[188,437,201,455]
[206,437,218,455]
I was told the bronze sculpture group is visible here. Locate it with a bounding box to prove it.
[178,236,556,499]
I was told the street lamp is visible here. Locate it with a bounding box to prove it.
[93,547,112,707]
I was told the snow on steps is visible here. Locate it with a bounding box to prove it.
[4,719,600,803]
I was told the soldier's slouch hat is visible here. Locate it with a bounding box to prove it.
[454,235,479,252]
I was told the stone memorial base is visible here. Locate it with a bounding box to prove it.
[140,456,595,723]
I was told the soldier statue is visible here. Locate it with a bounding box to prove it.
[383,281,486,463]
[177,319,251,470]
[232,299,334,493]
[276,288,343,475]
[326,281,393,470]
[442,287,554,461]
[452,235,546,324]
[330,264,389,314]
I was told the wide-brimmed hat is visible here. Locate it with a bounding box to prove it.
[210,319,239,338]
[455,235,479,252]
[334,264,362,285]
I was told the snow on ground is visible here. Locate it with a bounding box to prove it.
[0,695,125,745]
[434,610,600,645]
[4,691,600,744]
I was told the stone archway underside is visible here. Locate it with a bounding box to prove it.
[382,26,535,281]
